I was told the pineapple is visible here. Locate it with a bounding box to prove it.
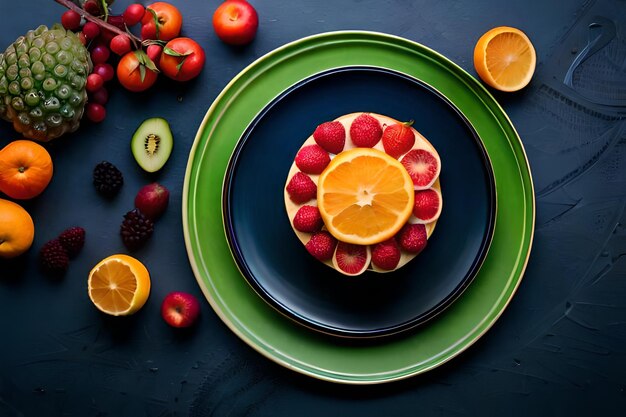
[0,25,92,141]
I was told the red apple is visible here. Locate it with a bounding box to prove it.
[212,0,259,45]
[134,183,170,220]
[161,292,201,328]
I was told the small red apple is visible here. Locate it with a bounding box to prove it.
[161,292,201,328]
[212,0,259,45]
[134,183,170,220]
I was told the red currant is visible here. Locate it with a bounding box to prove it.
[93,63,115,82]
[123,4,146,27]
[91,45,110,65]
[86,73,104,92]
[61,10,81,31]
[82,22,100,40]
[86,103,106,123]
[90,88,109,105]
[110,35,132,56]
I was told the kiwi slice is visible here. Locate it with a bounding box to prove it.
[131,118,173,173]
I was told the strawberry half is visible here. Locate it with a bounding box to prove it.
[382,120,416,159]
[313,121,345,154]
[401,149,441,189]
[371,238,401,270]
[349,113,382,147]
[332,241,370,276]
[293,205,323,232]
[295,144,330,175]
[286,172,317,204]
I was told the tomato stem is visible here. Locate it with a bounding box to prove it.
[18,166,25,173]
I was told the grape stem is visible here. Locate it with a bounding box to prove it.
[54,0,142,48]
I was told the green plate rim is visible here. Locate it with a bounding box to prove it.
[182,30,535,384]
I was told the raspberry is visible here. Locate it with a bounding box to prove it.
[293,205,323,232]
[39,239,69,276]
[349,113,382,147]
[397,223,427,254]
[305,231,337,261]
[295,145,330,175]
[286,172,317,204]
[58,226,86,258]
[93,161,124,198]
[120,209,154,251]
[371,238,401,270]
[313,121,346,154]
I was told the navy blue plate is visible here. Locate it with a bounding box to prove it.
[223,66,496,338]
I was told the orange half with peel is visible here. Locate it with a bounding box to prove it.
[473,26,536,92]
[88,254,151,316]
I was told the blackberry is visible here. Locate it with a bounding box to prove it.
[58,226,85,258]
[93,161,123,197]
[120,209,154,251]
[39,238,69,276]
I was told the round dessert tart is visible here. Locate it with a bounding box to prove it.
[284,112,443,276]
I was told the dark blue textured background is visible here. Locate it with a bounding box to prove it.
[1,0,625,415]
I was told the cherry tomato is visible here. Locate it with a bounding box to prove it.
[159,38,205,82]
[116,51,158,92]
[213,0,258,45]
[123,4,145,26]
[141,2,183,41]
[110,34,132,56]
[146,44,163,66]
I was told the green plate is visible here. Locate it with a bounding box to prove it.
[183,31,535,384]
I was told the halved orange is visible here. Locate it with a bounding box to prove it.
[473,26,536,92]
[317,148,414,245]
[88,254,151,316]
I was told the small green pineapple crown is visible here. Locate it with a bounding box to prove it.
[0,24,92,141]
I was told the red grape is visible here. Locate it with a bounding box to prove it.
[91,45,110,64]
[90,88,109,105]
[107,15,126,30]
[86,103,106,123]
[99,29,117,45]
[82,22,100,40]
[61,10,81,31]
[146,44,163,65]
[86,73,104,92]
[123,4,145,26]
[110,35,131,56]
[93,63,114,82]
[83,0,101,16]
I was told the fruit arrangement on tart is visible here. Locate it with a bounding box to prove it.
[284,112,443,276]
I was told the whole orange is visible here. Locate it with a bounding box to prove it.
[0,140,53,199]
[0,198,35,259]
